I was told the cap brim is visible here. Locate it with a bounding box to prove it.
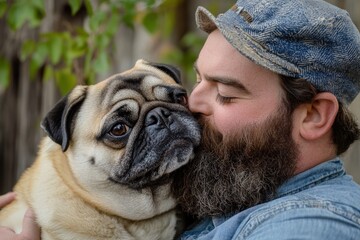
[195,6,300,77]
[196,6,218,33]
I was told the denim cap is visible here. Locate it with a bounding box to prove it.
[196,0,360,104]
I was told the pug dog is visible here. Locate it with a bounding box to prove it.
[0,59,201,240]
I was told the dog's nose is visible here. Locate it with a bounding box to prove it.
[145,107,172,127]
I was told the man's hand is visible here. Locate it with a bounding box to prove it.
[0,192,16,207]
[0,192,41,240]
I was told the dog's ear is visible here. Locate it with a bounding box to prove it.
[41,86,87,152]
[149,62,182,84]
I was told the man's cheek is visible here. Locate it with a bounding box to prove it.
[213,116,241,136]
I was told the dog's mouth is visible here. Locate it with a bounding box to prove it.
[109,106,200,189]
[110,139,196,189]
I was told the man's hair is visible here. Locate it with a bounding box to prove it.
[280,76,360,155]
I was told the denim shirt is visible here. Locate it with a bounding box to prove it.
[178,158,360,239]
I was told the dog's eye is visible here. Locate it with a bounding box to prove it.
[109,123,129,137]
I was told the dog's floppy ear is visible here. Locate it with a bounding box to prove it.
[41,86,87,152]
[148,62,182,84]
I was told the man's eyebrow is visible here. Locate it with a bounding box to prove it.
[193,61,250,94]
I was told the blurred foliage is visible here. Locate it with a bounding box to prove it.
[0,0,231,94]
[0,57,10,89]
[161,0,233,86]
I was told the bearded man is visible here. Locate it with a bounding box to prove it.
[172,0,360,239]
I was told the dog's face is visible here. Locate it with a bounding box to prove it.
[40,60,200,219]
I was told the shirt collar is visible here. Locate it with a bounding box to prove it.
[276,157,345,198]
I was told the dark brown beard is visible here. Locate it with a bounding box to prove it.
[172,105,298,218]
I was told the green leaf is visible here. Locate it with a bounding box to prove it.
[145,0,156,7]
[7,4,28,30]
[60,34,87,66]
[0,1,7,18]
[95,35,110,49]
[20,40,36,60]
[30,0,45,12]
[182,33,199,46]
[105,12,120,37]
[43,65,54,82]
[162,12,175,37]
[84,68,95,85]
[163,48,183,63]
[55,68,77,95]
[64,47,85,66]
[68,0,82,15]
[7,3,43,30]
[70,43,87,58]
[30,0,45,19]
[181,32,205,50]
[47,36,63,64]
[93,51,109,73]
[32,42,48,67]
[28,9,44,27]
[89,11,106,31]
[29,41,48,78]
[29,58,40,79]
[84,48,93,77]
[84,0,93,16]
[120,1,136,27]
[0,58,10,88]
[161,0,181,8]
[142,12,158,33]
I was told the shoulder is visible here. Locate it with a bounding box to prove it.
[234,177,360,240]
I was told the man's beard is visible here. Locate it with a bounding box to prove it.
[172,104,298,218]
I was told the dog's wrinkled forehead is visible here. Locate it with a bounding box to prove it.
[100,60,184,109]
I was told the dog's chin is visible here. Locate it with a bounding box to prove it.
[109,171,172,190]
[110,140,195,190]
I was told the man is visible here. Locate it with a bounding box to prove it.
[1,0,360,239]
[171,0,360,239]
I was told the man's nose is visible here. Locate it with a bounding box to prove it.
[188,82,212,116]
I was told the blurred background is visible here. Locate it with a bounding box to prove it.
[0,0,359,194]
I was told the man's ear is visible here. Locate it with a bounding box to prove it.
[299,92,339,140]
[41,86,88,152]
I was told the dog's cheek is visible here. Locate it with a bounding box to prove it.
[67,141,125,179]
